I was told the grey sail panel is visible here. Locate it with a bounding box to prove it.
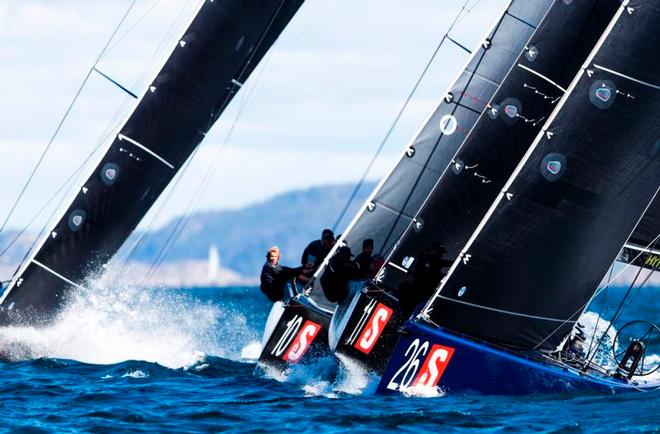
[340,0,553,260]
[0,0,304,324]
[380,0,621,292]
[424,0,660,351]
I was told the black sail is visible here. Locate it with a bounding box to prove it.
[423,0,660,351]
[379,0,622,292]
[0,0,304,324]
[311,0,554,298]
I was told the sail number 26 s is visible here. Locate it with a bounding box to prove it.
[271,315,322,363]
[386,339,455,391]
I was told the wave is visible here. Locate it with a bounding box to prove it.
[0,283,262,369]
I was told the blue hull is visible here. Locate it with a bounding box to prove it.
[377,321,658,395]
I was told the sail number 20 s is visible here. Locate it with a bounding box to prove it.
[386,339,455,391]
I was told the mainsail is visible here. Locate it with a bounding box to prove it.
[0,0,304,324]
[311,0,554,296]
[379,0,622,292]
[422,0,660,351]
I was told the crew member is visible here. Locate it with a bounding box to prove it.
[301,228,336,271]
[260,246,307,302]
[397,242,453,317]
[320,245,360,303]
[354,238,374,278]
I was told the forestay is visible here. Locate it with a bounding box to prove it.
[422,0,660,352]
[0,0,305,324]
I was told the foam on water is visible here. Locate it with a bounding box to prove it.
[0,282,257,369]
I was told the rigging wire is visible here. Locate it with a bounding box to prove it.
[0,0,197,268]
[330,0,476,232]
[142,42,271,283]
[0,0,137,236]
[136,0,326,282]
[583,263,656,370]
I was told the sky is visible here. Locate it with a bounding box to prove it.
[0,0,506,233]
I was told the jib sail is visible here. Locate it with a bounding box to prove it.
[0,0,304,324]
[310,0,554,299]
[422,0,660,352]
[379,0,622,293]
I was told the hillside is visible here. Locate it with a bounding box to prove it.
[128,182,375,278]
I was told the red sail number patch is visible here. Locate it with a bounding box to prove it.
[282,320,321,363]
[354,303,394,355]
[413,344,455,388]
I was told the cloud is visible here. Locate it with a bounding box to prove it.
[0,0,508,231]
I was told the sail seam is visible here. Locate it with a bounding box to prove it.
[467,70,502,87]
[592,63,660,90]
[370,201,416,222]
[117,134,175,169]
[435,295,577,323]
[517,63,567,92]
[30,260,89,291]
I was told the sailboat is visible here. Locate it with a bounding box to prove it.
[259,0,660,395]
[0,0,305,325]
[258,0,558,370]
[377,0,660,394]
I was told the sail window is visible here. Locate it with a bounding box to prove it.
[499,97,522,125]
[439,114,458,135]
[405,147,416,158]
[100,163,120,186]
[540,153,567,182]
[451,159,465,175]
[525,46,539,62]
[589,80,616,110]
[68,210,87,232]
[458,286,467,297]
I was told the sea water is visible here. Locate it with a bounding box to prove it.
[0,286,658,433]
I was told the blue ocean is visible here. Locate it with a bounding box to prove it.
[0,286,657,433]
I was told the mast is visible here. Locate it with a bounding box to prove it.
[0,0,305,324]
[421,0,660,352]
[310,0,554,298]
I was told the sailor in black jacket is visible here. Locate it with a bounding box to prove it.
[260,246,304,302]
[301,228,335,271]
